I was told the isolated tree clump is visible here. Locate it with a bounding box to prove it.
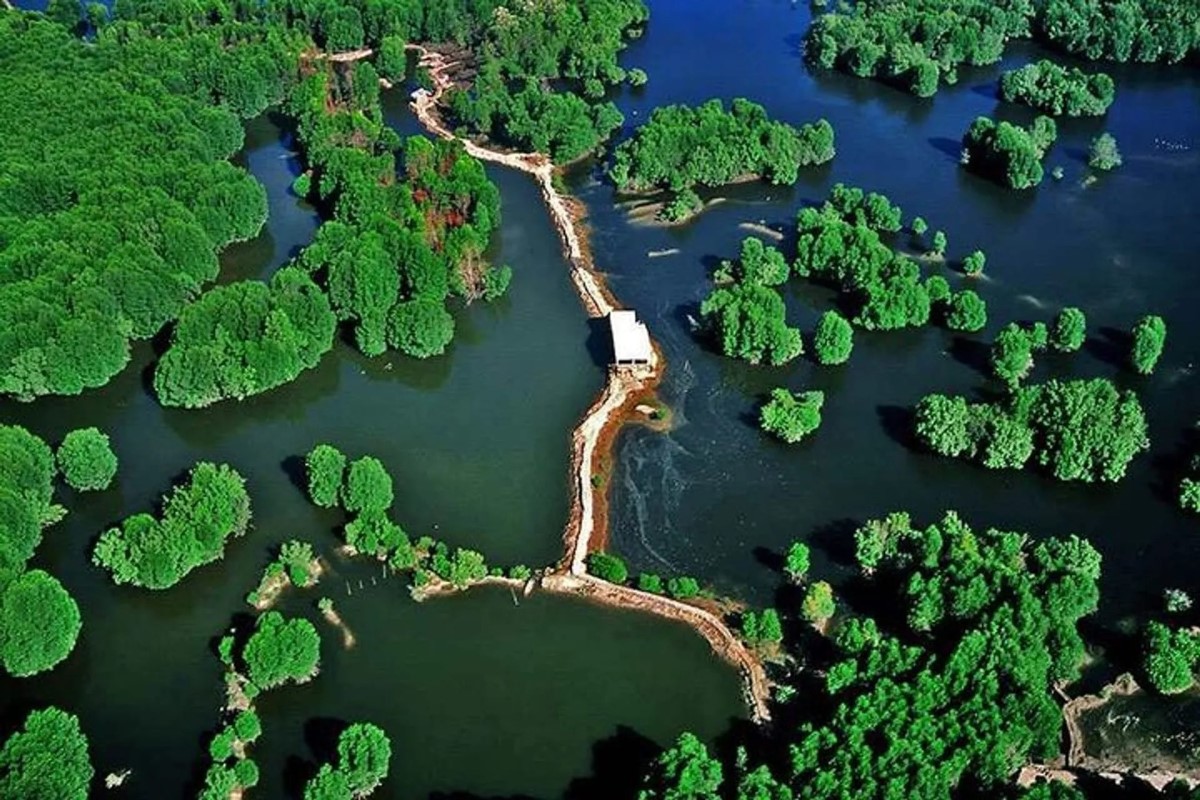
[813,310,854,365]
[306,444,347,508]
[962,115,1056,189]
[945,290,988,333]
[0,570,82,677]
[999,60,1116,116]
[1050,307,1086,352]
[1088,133,1122,171]
[0,707,93,800]
[242,611,321,690]
[700,282,803,365]
[760,389,824,444]
[56,428,118,491]
[92,463,251,589]
[1130,314,1166,374]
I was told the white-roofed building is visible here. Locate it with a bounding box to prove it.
[609,310,652,367]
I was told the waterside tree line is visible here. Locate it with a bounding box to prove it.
[805,0,1200,98]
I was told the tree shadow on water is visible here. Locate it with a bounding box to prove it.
[1084,326,1130,370]
[562,725,661,800]
[876,404,915,451]
[808,517,860,568]
[947,335,992,377]
[929,136,963,164]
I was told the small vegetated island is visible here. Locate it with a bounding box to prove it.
[962,115,1058,189]
[999,59,1116,116]
[699,183,990,370]
[805,0,1199,97]
[93,462,251,589]
[609,98,836,221]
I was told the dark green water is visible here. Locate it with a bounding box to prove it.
[0,99,742,795]
[589,0,1200,627]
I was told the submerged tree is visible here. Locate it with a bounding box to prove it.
[1088,133,1122,171]
[1050,307,1086,352]
[306,444,347,509]
[760,389,824,444]
[812,310,854,365]
[242,611,321,690]
[1130,314,1166,374]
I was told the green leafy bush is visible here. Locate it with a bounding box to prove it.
[242,611,321,690]
[760,389,824,444]
[587,552,629,584]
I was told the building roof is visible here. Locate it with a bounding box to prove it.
[609,310,652,363]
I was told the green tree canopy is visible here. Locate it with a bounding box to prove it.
[0,570,81,677]
[306,444,347,509]
[343,457,394,516]
[1130,314,1166,374]
[637,732,723,800]
[812,311,854,365]
[56,427,118,492]
[242,611,321,690]
[93,463,250,589]
[587,552,629,584]
[337,723,392,796]
[0,707,92,800]
[760,389,824,444]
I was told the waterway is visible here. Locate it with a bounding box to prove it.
[591,0,1200,629]
[0,102,742,796]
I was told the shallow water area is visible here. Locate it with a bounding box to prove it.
[592,0,1200,623]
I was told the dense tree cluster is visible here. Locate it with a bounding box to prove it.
[289,64,505,360]
[760,389,825,444]
[93,462,251,589]
[805,0,1033,96]
[962,115,1057,189]
[610,99,835,212]
[1050,307,1087,352]
[990,321,1048,387]
[0,15,294,400]
[794,200,932,332]
[56,428,118,492]
[700,282,803,366]
[640,511,1103,799]
[241,610,321,690]
[0,707,93,800]
[1000,60,1115,116]
[200,710,262,800]
[1142,621,1200,694]
[443,0,648,161]
[154,267,335,407]
[789,511,1101,797]
[1040,0,1200,63]
[914,378,1149,482]
[303,723,391,799]
[812,311,854,365]
[0,425,79,678]
[807,0,1199,96]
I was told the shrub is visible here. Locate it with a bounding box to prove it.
[637,573,664,593]
[587,552,629,584]
[667,576,701,599]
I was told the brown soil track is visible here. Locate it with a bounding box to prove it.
[404,44,771,722]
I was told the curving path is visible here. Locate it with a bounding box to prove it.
[404,44,771,722]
